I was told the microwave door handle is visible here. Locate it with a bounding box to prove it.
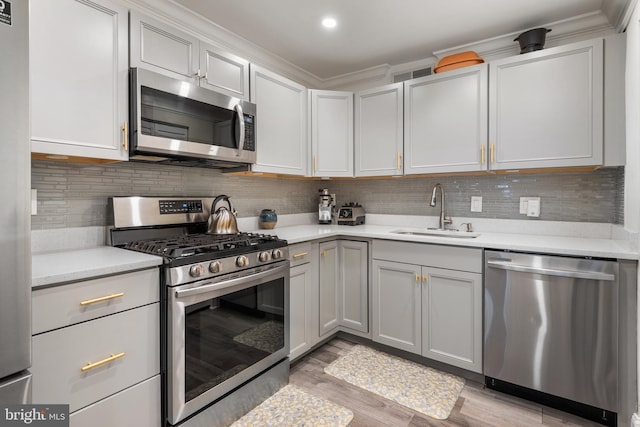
[234,104,245,156]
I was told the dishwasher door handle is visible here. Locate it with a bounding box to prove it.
[486,259,615,281]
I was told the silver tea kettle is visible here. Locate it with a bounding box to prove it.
[207,194,239,234]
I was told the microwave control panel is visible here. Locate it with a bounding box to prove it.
[159,199,204,214]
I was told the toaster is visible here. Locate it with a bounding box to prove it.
[337,203,365,226]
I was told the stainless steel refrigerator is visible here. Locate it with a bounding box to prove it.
[0,0,32,403]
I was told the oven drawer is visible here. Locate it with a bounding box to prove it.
[33,268,159,334]
[70,375,160,427]
[289,242,313,267]
[32,303,160,413]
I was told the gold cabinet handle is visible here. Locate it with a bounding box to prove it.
[121,122,128,151]
[397,152,402,170]
[490,142,495,163]
[415,274,420,282]
[481,144,485,165]
[422,275,427,283]
[313,155,317,172]
[81,352,125,372]
[293,252,308,259]
[80,292,125,306]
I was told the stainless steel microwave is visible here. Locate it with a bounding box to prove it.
[129,68,256,168]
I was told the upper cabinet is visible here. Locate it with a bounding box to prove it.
[130,11,249,100]
[355,83,404,177]
[30,0,129,162]
[250,66,308,175]
[310,90,354,178]
[488,38,604,170]
[404,64,488,174]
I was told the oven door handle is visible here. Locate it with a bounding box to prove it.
[174,265,286,299]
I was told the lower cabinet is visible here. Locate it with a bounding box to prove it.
[372,240,483,373]
[31,268,161,424]
[289,242,320,361]
[319,240,369,338]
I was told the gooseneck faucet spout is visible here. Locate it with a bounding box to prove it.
[430,183,452,230]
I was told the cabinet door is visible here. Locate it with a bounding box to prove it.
[372,260,421,354]
[289,262,313,361]
[311,90,354,177]
[404,64,488,174]
[422,267,482,373]
[339,241,368,333]
[489,38,603,170]
[200,42,249,100]
[355,83,403,176]
[250,66,308,175]
[30,0,129,161]
[129,11,199,84]
[318,241,339,336]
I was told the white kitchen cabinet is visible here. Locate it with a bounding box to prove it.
[339,240,369,333]
[355,83,404,176]
[421,267,482,373]
[318,240,369,338]
[310,90,354,177]
[250,65,308,175]
[372,259,422,354]
[318,240,340,336]
[288,242,319,361]
[372,240,483,373]
[30,0,129,162]
[404,64,488,174]
[31,268,160,419]
[130,11,249,100]
[489,38,603,170]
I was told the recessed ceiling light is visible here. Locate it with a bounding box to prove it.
[321,17,337,29]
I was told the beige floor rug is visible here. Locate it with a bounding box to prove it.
[324,345,465,420]
[230,384,354,427]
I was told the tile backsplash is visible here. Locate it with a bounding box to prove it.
[31,160,623,229]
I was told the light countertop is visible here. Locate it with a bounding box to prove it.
[32,246,163,288]
[31,220,638,288]
[252,224,638,260]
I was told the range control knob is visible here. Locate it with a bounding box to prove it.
[272,249,283,260]
[236,255,249,267]
[208,261,221,274]
[189,264,204,278]
[258,251,270,262]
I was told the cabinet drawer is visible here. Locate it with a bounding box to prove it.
[32,303,160,413]
[70,375,160,427]
[372,240,482,273]
[289,242,313,267]
[33,269,159,334]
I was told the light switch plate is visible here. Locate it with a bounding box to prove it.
[519,197,540,215]
[31,189,37,215]
[527,198,541,217]
[470,196,482,212]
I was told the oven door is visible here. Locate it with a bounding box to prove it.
[130,68,256,165]
[167,261,289,425]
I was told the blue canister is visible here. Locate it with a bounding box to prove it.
[259,209,277,229]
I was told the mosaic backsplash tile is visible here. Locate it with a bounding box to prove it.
[31,160,623,229]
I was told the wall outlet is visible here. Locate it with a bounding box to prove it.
[520,197,540,216]
[470,196,482,212]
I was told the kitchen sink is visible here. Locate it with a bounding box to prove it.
[391,228,480,238]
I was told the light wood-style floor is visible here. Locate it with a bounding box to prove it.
[289,337,602,427]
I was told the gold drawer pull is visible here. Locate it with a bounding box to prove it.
[481,144,485,164]
[80,292,125,306]
[490,142,495,163]
[81,352,125,372]
[292,252,308,259]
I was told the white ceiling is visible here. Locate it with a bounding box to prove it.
[173,0,629,80]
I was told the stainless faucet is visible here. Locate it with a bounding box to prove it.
[429,183,452,230]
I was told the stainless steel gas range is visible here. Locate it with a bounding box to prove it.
[109,197,290,427]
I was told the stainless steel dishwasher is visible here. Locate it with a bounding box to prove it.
[484,250,618,426]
